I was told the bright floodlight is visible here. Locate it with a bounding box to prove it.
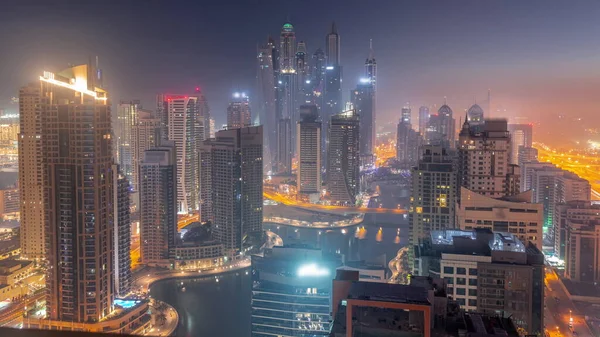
[359,78,370,84]
[305,80,311,84]
[297,263,329,277]
[233,92,241,98]
[326,66,334,70]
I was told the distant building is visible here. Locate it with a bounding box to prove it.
[426,103,455,148]
[140,142,178,264]
[401,106,411,124]
[251,245,341,336]
[414,229,544,335]
[396,119,421,165]
[204,126,263,254]
[351,80,375,159]
[327,110,360,205]
[456,187,543,248]
[467,103,485,130]
[296,105,321,201]
[131,110,160,193]
[554,201,600,260]
[418,106,429,134]
[227,93,251,129]
[257,39,278,173]
[409,145,457,266]
[508,124,533,165]
[458,119,519,199]
[115,100,141,179]
[277,117,292,174]
[0,187,19,220]
[517,146,538,171]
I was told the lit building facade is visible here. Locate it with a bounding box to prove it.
[139,142,177,264]
[564,221,600,283]
[113,166,131,296]
[251,245,340,336]
[456,187,543,248]
[327,110,360,206]
[18,84,45,259]
[396,118,421,165]
[40,64,115,322]
[206,126,263,254]
[257,39,278,173]
[158,94,204,213]
[409,145,456,266]
[554,201,600,260]
[115,100,140,180]
[227,93,251,129]
[418,106,429,134]
[517,146,538,171]
[277,117,292,174]
[467,103,484,130]
[426,103,455,148]
[458,119,519,199]
[296,105,321,201]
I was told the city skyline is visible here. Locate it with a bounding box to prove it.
[2,1,600,145]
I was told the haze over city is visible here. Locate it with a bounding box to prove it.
[1,1,600,145]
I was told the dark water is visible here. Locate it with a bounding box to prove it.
[150,182,410,337]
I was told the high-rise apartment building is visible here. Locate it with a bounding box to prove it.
[158,94,203,214]
[414,229,544,335]
[115,100,140,179]
[277,117,292,174]
[554,201,600,260]
[456,187,543,248]
[131,110,160,193]
[564,221,600,284]
[113,166,131,297]
[508,124,533,165]
[409,145,456,266]
[227,93,251,129]
[517,146,538,171]
[40,64,114,322]
[396,118,421,165]
[418,106,429,134]
[458,119,519,199]
[401,106,411,124]
[351,80,375,159]
[257,39,278,173]
[139,142,177,264]
[279,23,298,158]
[528,163,591,236]
[327,110,359,206]
[204,126,263,254]
[18,83,44,259]
[296,105,321,201]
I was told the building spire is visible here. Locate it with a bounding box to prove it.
[331,21,337,34]
[443,96,447,105]
[368,39,374,59]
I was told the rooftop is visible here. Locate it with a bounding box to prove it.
[346,281,430,306]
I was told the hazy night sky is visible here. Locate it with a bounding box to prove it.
[1,0,600,144]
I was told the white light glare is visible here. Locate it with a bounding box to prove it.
[305,80,311,84]
[359,78,371,84]
[326,66,334,70]
[233,92,241,98]
[297,263,329,277]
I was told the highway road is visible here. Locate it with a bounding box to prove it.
[544,268,593,337]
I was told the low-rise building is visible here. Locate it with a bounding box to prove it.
[0,259,33,302]
[170,241,225,271]
[456,187,543,248]
[0,187,19,220]
[413,228,544,335]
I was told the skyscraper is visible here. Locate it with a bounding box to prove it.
[426,102,455,148]
[227,93,251,129]
[140,142,177,264]
[257,39,278,173]
[508,123,533,165]
[296,105,321,201]
[328,109,360,205]
[458,119,519,199]
[396,119,421,165]
[326,22,340,67]
[279,23,296,73]
[18,83,44,259]
[131,109,160,193]
[401,105,411,124]
[113,166,131,297]
[364,39,377,89]
[409,145,456,266]
[277,117,292,174]
[418,106,429,134]
[351,79,375,161]
[115,100,140,180]
[207,126,263,254]
[158,94,203,214]
[279,23,298,159]
[40,64,114,322]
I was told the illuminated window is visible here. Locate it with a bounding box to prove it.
[439,194,447,207]
[416,207,423,214]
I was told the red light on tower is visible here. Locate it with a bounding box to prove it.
[195,87,200,92]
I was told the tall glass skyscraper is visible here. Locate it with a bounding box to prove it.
[327,109,360,205]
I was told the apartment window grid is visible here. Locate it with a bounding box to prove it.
[440,260,479,311]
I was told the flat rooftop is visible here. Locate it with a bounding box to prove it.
[347,282,430,306]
